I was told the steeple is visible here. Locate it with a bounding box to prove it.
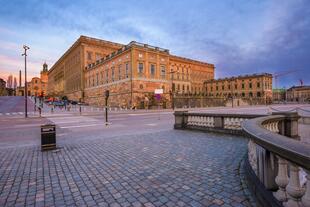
[42,62,48,72]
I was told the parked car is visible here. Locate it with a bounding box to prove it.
[71,101,78,105]
[53,101,65,106]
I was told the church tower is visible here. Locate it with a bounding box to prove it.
[40,62,48,83]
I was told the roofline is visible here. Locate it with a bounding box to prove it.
[169,54,214,67]
[48,35,124,74]
[204,73,273,83]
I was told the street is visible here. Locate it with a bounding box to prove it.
[0,96,310,206]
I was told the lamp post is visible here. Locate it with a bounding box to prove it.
[22,45,30,118]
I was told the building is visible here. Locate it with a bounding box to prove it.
[48,36,124,100]
[286,85,310,102]
[48,36,215,108]
[26,63,49,96]
[204,73,273,103]
[272,88,286,102]
[6,75,13,89]
[0,78,7,96]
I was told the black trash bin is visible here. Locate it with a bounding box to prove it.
[41,124,56,151]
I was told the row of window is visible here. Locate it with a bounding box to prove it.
[87,63,130,87]
[207,92,262,97]
[207,82,262,91]
[172,83,203,93]
[138,63,166,78]
[87,51,102,61]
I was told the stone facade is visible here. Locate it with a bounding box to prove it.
[286,85,310,102]
[47,36,123,100]
[0,78,7,96]
[84,41,214,108]
[204,73,273,103]
[272,89,286,102]
[48,36,214,108]
[25,63,48,96]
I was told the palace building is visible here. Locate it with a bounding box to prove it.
[48,36,215,108]
[204,73,273,103]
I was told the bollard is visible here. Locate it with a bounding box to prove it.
[79,105,82,115]
[39,107,42,117]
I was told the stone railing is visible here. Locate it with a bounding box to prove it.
[174,111,263,135]
[242,112,310,207]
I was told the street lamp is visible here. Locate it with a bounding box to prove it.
[22,45,30,118]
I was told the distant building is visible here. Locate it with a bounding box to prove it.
[272,88,286,102]
[204,73,273,103]
[7,75,13,89]
[13,77,17,89]
[286,85,310,102]
[26,63,49,96]
[0,78,7,96]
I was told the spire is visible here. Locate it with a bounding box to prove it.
[42,62,48,72]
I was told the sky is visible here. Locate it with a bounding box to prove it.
[0,0,309,88]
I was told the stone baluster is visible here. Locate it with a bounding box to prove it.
[187,116,192,126]
[302,169,310,207]
[224,118,228,129]
[210,117,214,127]
[274,156,289,202]
[229,117,233,129]
[238,118,243,129]
[284,163,305,207]
[198,116,203,126]
[203,116,208,127]
[235,118,240,129]
[209,117,213,127]
[193,116,197,126]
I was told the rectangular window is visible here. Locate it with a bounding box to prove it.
[150,64,155,77]
[222,85,224,90]
[118,65,122,80]
[249,83,252,89]
[111,67,115,81]
[242,83,245,89]
[257,82,260,88]
[95,53,101,61]
[125,63,129,78]
[138,63,143,73]
[161,66,166,78]
[87,51,92,60]
[106,69,109,83]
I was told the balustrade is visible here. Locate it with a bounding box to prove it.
[242,113,310,207]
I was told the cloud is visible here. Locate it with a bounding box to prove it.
[0,0,309,87]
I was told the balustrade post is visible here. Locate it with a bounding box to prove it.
[284,163,305,207]
[273,112,300,140]
[174,111,188,129]
[274,156,289,202]
[302,169,310,207]
[214,116,224,129]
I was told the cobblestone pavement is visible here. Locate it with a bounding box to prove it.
[0,130,252,207]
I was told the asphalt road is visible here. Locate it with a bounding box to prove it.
[0,97,174,148]
[0,96,309,148]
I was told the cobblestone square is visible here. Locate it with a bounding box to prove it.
[0,130,252,207]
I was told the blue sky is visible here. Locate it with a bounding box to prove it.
[0,0,309,88]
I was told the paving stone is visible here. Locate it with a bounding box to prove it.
[0,130,253,206]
